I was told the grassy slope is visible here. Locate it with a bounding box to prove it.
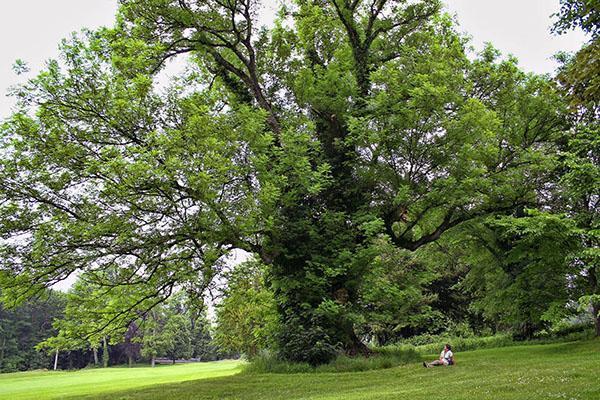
[81,339,600,400]
[0,360,242,400]
[2,339,598,400]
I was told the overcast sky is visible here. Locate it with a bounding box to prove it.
[0,0,589,121]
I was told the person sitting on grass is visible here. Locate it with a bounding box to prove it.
[423,344,454,368]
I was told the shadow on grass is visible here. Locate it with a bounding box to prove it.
[70,364,426,400]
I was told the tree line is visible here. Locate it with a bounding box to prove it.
[0,284,234,373]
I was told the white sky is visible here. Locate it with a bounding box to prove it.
[444,0,588,72]
[0,0,588,121]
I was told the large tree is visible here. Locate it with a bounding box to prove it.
[0,0,568,363]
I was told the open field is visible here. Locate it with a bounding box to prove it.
[0,360,242,400]
[2,339,599,400]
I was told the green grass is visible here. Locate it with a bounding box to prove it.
[0,360,242,400]
[3,339,599,399]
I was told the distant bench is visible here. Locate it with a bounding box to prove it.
[154,358,204,364]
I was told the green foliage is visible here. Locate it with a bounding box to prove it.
[552,0,599,335]
[555,43,599,118]
[559,126,599,327]
[140,294,194,364]
[464,212,580,337]
[0,28,277,314]
[11,59,29,75]
[553,1,598,119]
[553,0,599,37]
[162,314,193,362]
[37,276,115,355]
[383,327,597,357]
[545,318,596,338]
[36,272,155,369]
[355,237,439,344]
[190,312,219,361]
[213,261,280,359]
[409,205,594,340]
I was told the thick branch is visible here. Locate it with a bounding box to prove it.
[387,202,528,251]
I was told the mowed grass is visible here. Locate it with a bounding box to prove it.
[0,360,242,400]
[82,339,599,400]
[2,339,599,400]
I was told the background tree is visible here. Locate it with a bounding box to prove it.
[140,294,193,365]
[465,213,580,338]
[190,309,219,361]
[0,290,65,372]
[557,127,600,335]
[213,261,279,358]
[162,314,193,364]
[354,237,439,345]
[38,273,138,368]
[36,329,84,371]
[140,310,164,368]
[121,321,142,367]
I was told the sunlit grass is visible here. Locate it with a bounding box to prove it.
[0,360,242,400]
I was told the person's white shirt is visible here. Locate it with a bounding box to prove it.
[443,349,453,364]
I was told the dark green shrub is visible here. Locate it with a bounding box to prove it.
[276,316,339,366]
[242,353,313,374]
[243,347,420,374]
[551,321,594,337]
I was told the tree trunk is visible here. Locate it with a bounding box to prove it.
[128,355,133,367]
[589,267,599,336]
[0,337,5,364]
[593,303,600,337]
[346,330,371,357]
[151,356,155,368]
[93,348,98,365]
[102,337,109,368]
[53,349,59,371]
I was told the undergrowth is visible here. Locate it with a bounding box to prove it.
[242,347,421,374]
[382,327,595,356]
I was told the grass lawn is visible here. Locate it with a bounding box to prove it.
[2,339,598,400]
[0,360,242,400]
